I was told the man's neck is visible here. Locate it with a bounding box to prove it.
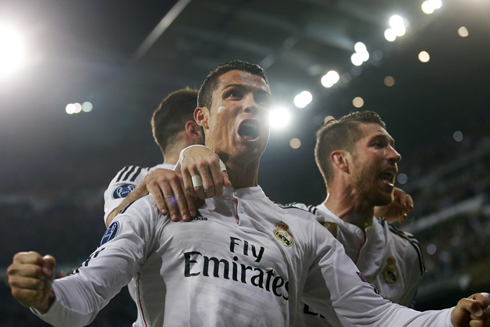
[162,154,178,166]
[324,183,374,233]
[219,154,260,189]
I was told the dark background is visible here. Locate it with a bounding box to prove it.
[1,0,489,325]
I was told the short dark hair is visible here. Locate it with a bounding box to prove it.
[315,111,387,185]
[197,60,268,110]
[151,88,198,153]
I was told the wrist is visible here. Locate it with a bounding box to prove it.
[32,289,56,315]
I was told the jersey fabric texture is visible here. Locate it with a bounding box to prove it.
[291,203,426,327]
[36,187,451,327]
[103,164,175,225]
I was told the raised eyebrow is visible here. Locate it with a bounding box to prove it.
[222,84,247,92]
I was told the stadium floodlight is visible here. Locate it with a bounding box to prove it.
[418,51,430,63]
[384,28,397,42]
[66,104,76,114]
[352,97,364,108]
[429,0,442,9]
[0,24,25,79]
[293,91,312,108]
[354,42,367,54]
[82,101,94,112]
[389,15,407,37]
[73,103,82,113]
[351,53,363,66]
[290,138,301,149]
[321,70,340,88]
[269,106,291,129]
[458,26,469,37]
[422,1,435,14]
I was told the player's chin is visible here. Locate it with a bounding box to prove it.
[371,192,393,207]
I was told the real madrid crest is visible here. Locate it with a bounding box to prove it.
[273,221,294,247]
[383,256,399,284]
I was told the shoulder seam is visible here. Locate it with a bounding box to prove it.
[388,226,426,276]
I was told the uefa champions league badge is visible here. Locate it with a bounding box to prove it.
[273,221,294,247]
[356,271,368,282]
[112,184,136,199]
[100,221,120,246]
[383,256,399,284]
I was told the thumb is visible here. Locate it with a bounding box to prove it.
[42,255,56,281]
[222,171,232,187]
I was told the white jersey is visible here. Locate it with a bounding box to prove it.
[35,187,451,327]
[103,163,175,225]
[291,203,425,327]
[103,163,175,325]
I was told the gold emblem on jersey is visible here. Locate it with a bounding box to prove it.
[273,221,294,247]
[383,256,399,284]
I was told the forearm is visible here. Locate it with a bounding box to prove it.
[106,184,148,226]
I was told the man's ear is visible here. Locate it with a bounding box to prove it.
[194,107,209,129]
[184,121,203,142]
[331,150,350,174]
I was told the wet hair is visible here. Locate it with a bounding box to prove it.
[151,88,198,153]
[315,111,386,185]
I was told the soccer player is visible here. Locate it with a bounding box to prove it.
[103,88,230,227]
[8,61,490,326]
[294,112,423,326]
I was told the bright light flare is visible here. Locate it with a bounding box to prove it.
[82,101,93,112]
[0,24,25,79]
[294,91,312,108]
[290,138,301,149]
[430,0,442,9]
[458,26,469,37]
[73,103,82,113]
[422,1,435,14]
[269,107,291,129]
[384,28,397,42]
[351,53,363,66]
[352,97,364,108]
[321,70,340,88]
[418,51,430,63]
[66,104,76,114]
[389,15,407,37]
[354,42,367,54]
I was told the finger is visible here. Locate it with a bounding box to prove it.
[170,178,190,222]
[208,157,224,197]
[182,170,198,200]
[407,194,414,210]
[197,165,215,198]
[14,252,43,265]
[7,263,44,279]
[189,167,206,200]
[184,191,197,219]
[147,181,167,215]
[222,171,232,188]
[9,275,46,291]
[160,181,180,222]
[42,255,56,280]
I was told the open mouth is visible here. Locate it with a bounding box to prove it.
[238,120,260,141]
[378,170,396,186]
